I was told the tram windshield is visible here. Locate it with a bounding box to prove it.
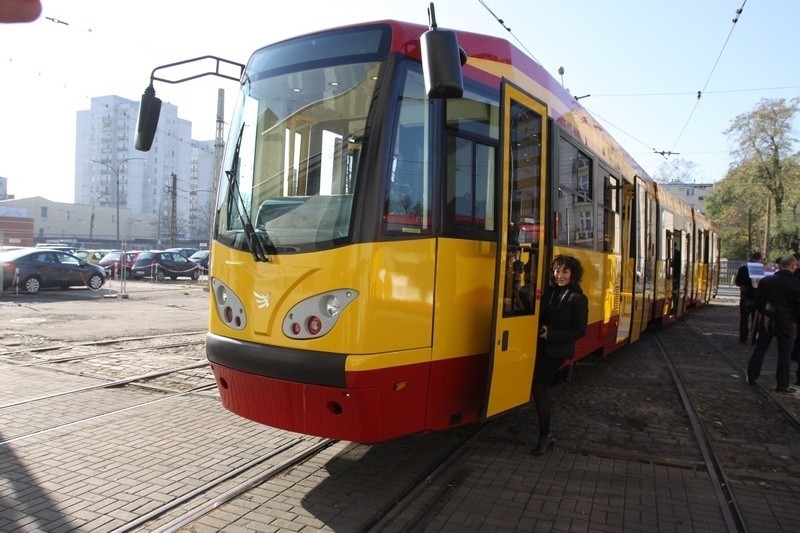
[215,26,389,253]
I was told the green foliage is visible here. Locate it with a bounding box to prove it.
[706,97,800,259]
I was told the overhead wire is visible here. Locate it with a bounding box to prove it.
[668,0,747,154]
[476,0,752,168]
[477,0,542,66]
[586,85,799,99]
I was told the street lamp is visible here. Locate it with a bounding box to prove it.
[92,157,145,247]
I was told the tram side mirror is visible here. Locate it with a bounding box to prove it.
[420,3,464,99]
[135,85,162,152]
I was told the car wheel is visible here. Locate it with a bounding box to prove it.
[23,276,41,293]
[156,270,166,282]
[87,273,104,291]
[190,269,200,280]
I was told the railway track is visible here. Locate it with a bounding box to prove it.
[652,312,800,532]
[0,330,212,394]
[0,330,206,362]
[130,423,487,531]
[4,303,800,531]
[2,328,478,532]
[367,303,800,531]
[114,437,335,533]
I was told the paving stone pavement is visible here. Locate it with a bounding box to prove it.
[2,289,799,531]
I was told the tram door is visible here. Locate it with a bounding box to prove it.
[618,182,636,343]
[485,83,548,418]
[629,178,649,340]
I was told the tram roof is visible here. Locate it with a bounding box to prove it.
[254,19,714,229]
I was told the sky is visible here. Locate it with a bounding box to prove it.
[1,0,798,203]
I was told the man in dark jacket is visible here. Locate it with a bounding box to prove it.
[791,252,800,385]
[735,252,762,342]
[746,255,800,392]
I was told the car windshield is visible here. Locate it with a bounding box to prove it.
[135,252,155,262]
[215,26,389,254]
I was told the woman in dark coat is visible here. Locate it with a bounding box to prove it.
[531,255,589,455]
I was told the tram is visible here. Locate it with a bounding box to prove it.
[136,12,719,443]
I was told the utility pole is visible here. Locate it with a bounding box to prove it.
[170,173,178,247]
[92,157,145,248]
[214,89,225,185]
[208,89,225,243]
[89,201,95,241]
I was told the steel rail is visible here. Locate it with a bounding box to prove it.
[0,362,209,409]
[652,331,748,533]
[0,383,216,445]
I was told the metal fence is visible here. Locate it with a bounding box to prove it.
[100,272,210,297]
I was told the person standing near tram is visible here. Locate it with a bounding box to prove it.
[746,255,800,393]
[736,252,762,343]
[791,252,800,385]
[531,255,588,456]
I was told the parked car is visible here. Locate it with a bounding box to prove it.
[165,247,200,259]
[34,243,77,255]
[75,249,113,265]
[130,251,200,281]
[188,250,210,274]
[98,251,140,278]
[0,247,106,293]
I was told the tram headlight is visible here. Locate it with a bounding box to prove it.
[325,295,342,317]
[282,289,359,339]
[211,279,246,331]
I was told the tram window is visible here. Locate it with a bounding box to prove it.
[599,173,621,253]
[556,138,593,248]
[383,67,430,236]
[444,85,499,236]
[446,136,495,232]
[446,94,500,140]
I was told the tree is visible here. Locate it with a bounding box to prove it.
[705,162,769,258]
[726,98,800,240]
[653,158,702,184]
[707,97,800,258]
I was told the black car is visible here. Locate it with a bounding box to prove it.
[0,247,106,293]
[188,250,210,273]
[130,251,200,281]
[98,250,141,278]
[165,247,200,259]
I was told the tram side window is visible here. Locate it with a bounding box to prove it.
[446,137,495,232]
[383,68,430,236]
[444,87,499,236]
[598,172,621,253]
[556,138,594,248]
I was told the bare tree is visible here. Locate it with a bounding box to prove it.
[653,158,701,184]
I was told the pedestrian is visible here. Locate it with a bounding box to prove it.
[791,252,800,385]
[531,254,588,455]
[735,252,762,343]
[746,255,800,393]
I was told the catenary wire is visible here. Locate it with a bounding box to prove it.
[669,0,747,153]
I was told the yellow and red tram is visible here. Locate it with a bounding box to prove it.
[137,16,719,442]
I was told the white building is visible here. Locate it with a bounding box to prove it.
[659,182,715,214]
[74,95,217,242]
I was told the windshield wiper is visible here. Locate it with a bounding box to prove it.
[225,123,276,262]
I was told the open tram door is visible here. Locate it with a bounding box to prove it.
[485,82,549,418]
